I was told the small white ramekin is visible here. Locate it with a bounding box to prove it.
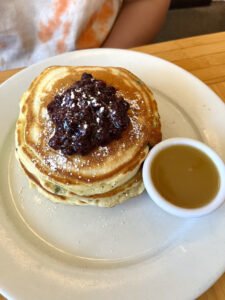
[142,138,225,218]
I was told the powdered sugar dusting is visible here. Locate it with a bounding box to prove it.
[57,88,66,96]
[95,146,109,157]
[130,99,141,111]
[36,109,93,177]
[130,115,143,140]
[43,154,68,172]
[42,151,91,175]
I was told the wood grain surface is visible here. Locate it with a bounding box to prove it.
[0,32,225,300]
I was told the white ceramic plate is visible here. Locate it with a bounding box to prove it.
[1,49,225,300]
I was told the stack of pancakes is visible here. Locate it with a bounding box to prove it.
[15,66,161,207]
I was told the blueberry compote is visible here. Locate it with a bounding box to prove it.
[47,73,130,155]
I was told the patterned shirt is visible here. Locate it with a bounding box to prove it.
[0,0,122,70]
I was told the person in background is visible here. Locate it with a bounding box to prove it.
[0,0,170,70]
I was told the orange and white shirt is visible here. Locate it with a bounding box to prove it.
[0,0,122,70]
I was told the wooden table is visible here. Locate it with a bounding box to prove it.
[1,32,225,300]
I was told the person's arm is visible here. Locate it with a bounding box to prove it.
[103,0,171,48]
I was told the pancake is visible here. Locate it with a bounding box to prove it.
[18,158,144,207]
[16,66,161,206]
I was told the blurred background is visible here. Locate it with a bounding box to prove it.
[155,0,225,42]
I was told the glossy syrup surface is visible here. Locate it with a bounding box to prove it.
[151,145,220,208]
